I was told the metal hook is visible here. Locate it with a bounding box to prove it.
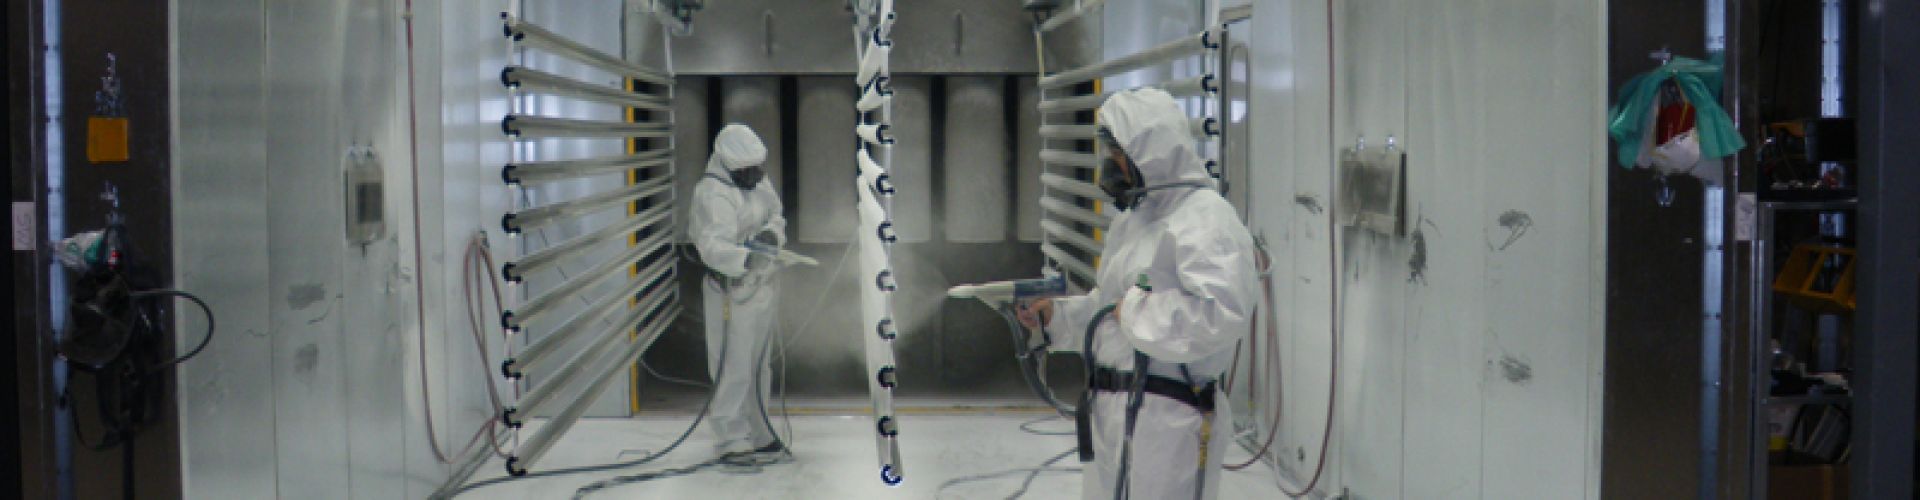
[1385,135,1398,152]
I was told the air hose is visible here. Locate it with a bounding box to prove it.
[996,303,1078,416]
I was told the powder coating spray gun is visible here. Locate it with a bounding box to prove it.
[947,271,1077,415]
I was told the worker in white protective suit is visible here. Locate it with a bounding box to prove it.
[691,124,787,456]
[1018,88,1258,500]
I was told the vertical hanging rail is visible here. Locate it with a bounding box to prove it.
[487,13,680,478]
[852,0,906,487]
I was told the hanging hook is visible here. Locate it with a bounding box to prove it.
[1656,175,1675,207]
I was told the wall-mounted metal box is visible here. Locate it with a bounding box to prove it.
[1337,145,1407,237]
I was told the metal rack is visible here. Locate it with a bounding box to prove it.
[440,14,682,482]
[1030,0,1223,286]
[1743,198,1858,499]
[851,0,906,487]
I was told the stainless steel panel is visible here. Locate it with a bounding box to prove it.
[668,0,855,75]
[1221,29,1250,216]
[796,77,858,243]
[888,76,933,242]
[942,75,1010,242]
[335,3,414,498]
[889,0,1041,74]
[721,76,785,195]
[173,0,279,498]
[1015,77,1044,242]
[263,2,357,497]
[408,1,520,496]
[667,0,1040,75]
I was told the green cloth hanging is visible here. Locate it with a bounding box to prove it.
[1607,54,1746,168]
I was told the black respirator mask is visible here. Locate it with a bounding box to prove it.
[1097,129,1145,211]
[728,166,766,191]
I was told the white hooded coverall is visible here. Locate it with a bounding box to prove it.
[1046,89,1259,500]
[691,124,786,453]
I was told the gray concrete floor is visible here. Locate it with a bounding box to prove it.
[458,410,1289,499]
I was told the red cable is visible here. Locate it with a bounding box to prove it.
[1271,1,1341,495]
[1226,264,1283,471]
[400,0,462,465]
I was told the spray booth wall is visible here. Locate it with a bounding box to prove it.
[171,0,638,497]
[635,0,1066,403]
[1234,1,1608,499]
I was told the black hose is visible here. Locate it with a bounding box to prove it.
[998,303,1076,416]
[445,306,719,498]
[564,279,793,499]
[1114,351,1149,500]
[131,290,215,370]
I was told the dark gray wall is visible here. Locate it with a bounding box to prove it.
[1850,0,1919,496]
[57,0,181,498]
[9,1,48,498]
[1603,1,1710,499]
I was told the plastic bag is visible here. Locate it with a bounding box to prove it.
[1607,55,1746,170]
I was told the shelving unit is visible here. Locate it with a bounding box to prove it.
[1744,198,1857,499]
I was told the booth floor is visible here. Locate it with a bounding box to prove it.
[460,411,1293,499]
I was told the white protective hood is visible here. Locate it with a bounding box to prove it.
[1100,88,1216,198]
[707,123,768,174]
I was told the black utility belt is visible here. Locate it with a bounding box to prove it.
[1088,365,1217,413]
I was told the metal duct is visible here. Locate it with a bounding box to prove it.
[1016,77,1044,242]
[888,76,933,242]
[797,77,858,243]
[720,76,785,193]
[943,75,1010,242]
